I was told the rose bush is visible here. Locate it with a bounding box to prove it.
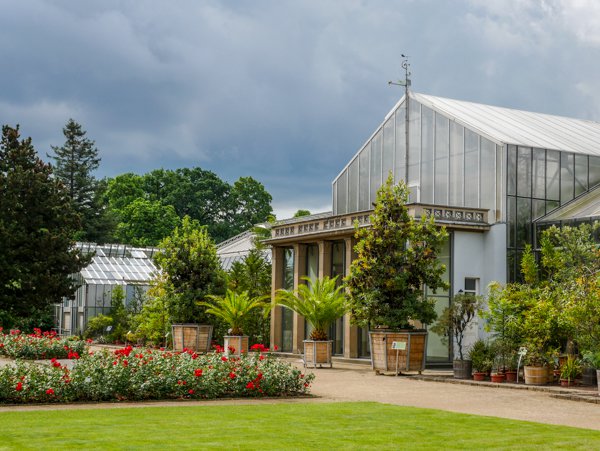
[0,346,314,403]
[0,329,87,360]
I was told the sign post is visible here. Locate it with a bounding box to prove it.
[392,341,407,376]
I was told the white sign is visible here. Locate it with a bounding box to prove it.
[391,341,407,351]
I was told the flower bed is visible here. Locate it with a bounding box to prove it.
[0,329,87,360]
[0,346,315,403]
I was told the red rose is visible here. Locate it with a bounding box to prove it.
[46,388,55,395]
[188,389,194,395]
[194,369,203,377]
[221,356,228,362]
[246,381,255,389]
[15,382,23,392]
[229,372,236,379]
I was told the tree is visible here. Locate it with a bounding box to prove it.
[201,290,269,336]
[153,216,226,324]
[230,176,273,236]
[345,175,448,330]
[115,198,180,246]
[0,125,89,328]
[49,119,112,241]
[293,209,311,218]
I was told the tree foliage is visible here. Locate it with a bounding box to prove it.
[115,198,180,246]
[201,290,269,336]
[345,175,448,330]
[153,216,226,324]
[0,125,89,327]
[48,119,114,242]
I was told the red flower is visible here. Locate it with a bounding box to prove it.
[15,382,23,392]
[46,388,55,395]
[274,345,279,351]
[86,338,93,344]
[246,381,255,389]
[51,358,61,368]
[194,369,203,377]
[304,383,309,387]
[227,346,236,354]
[259,355,264,361]
[221,356,228,362]
[188,389,195,395]
[229,372,236,379]
[68,351,80,360]
[122,360,128,367]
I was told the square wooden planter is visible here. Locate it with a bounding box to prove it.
[369,330,427,374]
[171,324,213,352]
[303,340,333,368]
[224,335,249,357]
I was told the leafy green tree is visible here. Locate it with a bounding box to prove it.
[201,290,269,336]
[345,175,448,330]
[0,125,89,328]
[105,173,146,211]
[48,119,113,242]
[293,209,311,218]
[154,216,226,324]
[230,176,273,236]
[115,198,180,246]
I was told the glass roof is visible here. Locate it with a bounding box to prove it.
[536,185,600,223]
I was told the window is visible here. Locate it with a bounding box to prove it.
[464,278,479,295]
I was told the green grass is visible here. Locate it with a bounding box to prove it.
[0,401,599,450]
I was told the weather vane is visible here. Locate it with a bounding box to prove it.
[388,54,411,96]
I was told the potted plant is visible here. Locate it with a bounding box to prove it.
[469,339,492,381]
[430,292,482,379]
[582,351,600,394]
[346,176,448,374]
[581,350,600,387]
[201,290,269,357]
[559,355,581,387]
[274,276,347,368]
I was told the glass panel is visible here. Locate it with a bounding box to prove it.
[306,244,319,281]
[546,200,559,215]
[532,149,545,199]
[546,149,560,201]
[480,137,495,209]
[407,100,421,188]
[331,241,345,283]
[281,307,294,353]
[358,144,370,211]
[517,147,532,198]
[382,116,394,181]
[420,106,434,204]
[370,130,383,205]
[449,122,464,206]
[358,327,370,358]
[434,113,449,205]
[426,238,450,296]
[561,152,574,205]
[532,199,546,220]
[507,145,517,196]
[348,158,359,213]
[590,156,600,188]
[427,297,450,362]
[332,181,337,215]
[464,129,479,207]
[283,248,294,290]
[507,249,516,283]
[575,154,588,196]
[336,170,348,215]
[329,317,344,355]
[507,196,516,248]
[394,105,406,183]
[516,197,531,248]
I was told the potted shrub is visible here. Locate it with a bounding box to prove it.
[430,292,482,379]
[469,339,492,381]
[201,290,268,357]
[274,276,347,368]
[582,351,600,394]
[581,350,600,387]
[559,355,581,387]
[346,176,448,374]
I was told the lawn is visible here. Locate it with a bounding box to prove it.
[1,401,598,449]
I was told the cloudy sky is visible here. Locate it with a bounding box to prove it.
[2,0,600,218]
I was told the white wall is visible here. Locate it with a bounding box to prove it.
[452,223,506,356]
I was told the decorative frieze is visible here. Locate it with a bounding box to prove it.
[423,207,485,223]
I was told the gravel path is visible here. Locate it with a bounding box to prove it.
[1,356,599,431]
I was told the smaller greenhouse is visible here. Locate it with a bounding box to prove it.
[55,243,158,336]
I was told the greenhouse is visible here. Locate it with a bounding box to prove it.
[55,243,158,336]
[266,91,600,365]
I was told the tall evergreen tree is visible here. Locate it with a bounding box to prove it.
[49,119,113,242]
[0,125,90,329]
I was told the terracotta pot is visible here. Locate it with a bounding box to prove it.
[560,378,575,387]
[504,370,517,382]
[491,373,505,383]
[473,372,487,381]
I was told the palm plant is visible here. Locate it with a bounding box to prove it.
[274,276,348,341]
[200,290,269,336]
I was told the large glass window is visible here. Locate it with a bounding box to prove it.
[480,138,496,209]
[464,129,479,207]
[358,144,370,211]
[305,244,319,281]
[348,158,359,213]
[575,154,588,196]
[434,113,449,205]
[382,116,394,180]
[426,237,451,363]
[561,152,574,204]
[281,248,295,352]
[394,105,406,183]
[532,149,545,199]
[590,156,600,188]
[336,170,348,215]
[407,100,421,188]
[370,130,383,204]
[449,122,464,206]
[546,150,560,201]
[420,106,434,204]
[517,147,532,198]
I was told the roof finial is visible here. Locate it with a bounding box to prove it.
[388,54,411,97]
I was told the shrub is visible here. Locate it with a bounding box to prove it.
[0,329,87,360]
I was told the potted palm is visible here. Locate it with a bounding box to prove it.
[346,176,448,374]
[559,355,581,387]
[274,276,347,368]
[431,292,481,379]
[201,290,269,357]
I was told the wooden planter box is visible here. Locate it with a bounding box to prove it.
[369,330,427,374]
[524,365,549,385]
[303,340,333,368]
[171,324,213,353]
[224,335,249,357]
[453,359,472,380]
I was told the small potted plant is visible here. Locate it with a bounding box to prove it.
[274,276,347,368]
[581,350,599,387]
[201,290,269,357]
[560,355,581,387]
[430,292,482,379]
[469,339,492,381]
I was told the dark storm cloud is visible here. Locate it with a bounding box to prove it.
[1,0,600,218]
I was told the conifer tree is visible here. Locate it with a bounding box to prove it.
[0,125,90,328]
